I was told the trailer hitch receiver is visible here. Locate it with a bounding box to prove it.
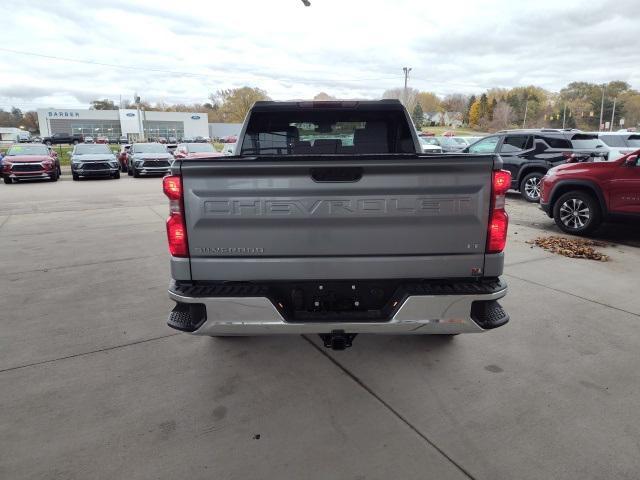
[319,330,358,350]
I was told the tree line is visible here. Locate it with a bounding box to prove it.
[390,81,640,132]
[2,81,639,133]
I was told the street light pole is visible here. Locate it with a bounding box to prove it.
[522,99,529,128]
[610,97,617,132]
[598,85,606,131]
[562,104,567,129]
[402,67,412,107]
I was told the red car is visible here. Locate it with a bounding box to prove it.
[540,150,640,234]
[173,142,223,159]
[2,144,61,184]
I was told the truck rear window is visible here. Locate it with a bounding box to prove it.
[240,109,415,155]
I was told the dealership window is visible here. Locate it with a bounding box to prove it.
[143,121,184,140]
[48,119,122,140]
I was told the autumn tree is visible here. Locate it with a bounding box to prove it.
[21,111,39,132]
[210,87,270,123]
[90,99,117,110]
[468,100,481,127]
[441,93,468,113]
[382,87,418,113]
[489,101,515,130]
[415,91,440,112]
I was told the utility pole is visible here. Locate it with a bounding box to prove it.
[598,84,606,131]
[402,67,412,107]
[522,99,529,128]
[610,97,617,132]
[562,104,567,129]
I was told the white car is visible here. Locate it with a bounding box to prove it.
[593,132,640,160]
[418,137,443,153]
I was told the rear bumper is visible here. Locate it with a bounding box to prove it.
[167,278,509,335]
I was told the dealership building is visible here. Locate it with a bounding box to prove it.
[36,108,209,142]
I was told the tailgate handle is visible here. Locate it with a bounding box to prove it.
[310,167,363,182]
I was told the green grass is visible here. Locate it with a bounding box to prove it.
[419,126,489,137]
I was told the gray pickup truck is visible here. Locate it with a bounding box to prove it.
[163,100,511,349]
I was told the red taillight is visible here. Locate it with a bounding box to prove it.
[492,170,511,196]
[163,175,181,200]
[487,170,511,254]
[166,214,188,257]
[162,175,188,257]
[488,210,508,253]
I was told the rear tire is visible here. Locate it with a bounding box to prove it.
[127,166,133,176]
[552,190,601,235]
[520,172,544,202]
[133,168,140,178]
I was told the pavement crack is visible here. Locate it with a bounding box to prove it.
[148,206,166,220]
[504,273,639,318]
[0,333,180,374]
[301,334,477,480]
[5,253,165,276]
[0,214,11,231]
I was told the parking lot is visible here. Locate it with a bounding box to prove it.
[1,174,639,480]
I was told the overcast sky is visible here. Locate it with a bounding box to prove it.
[1,0,639,110]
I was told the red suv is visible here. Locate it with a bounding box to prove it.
[540,150,640,234]
[2,144,61,184]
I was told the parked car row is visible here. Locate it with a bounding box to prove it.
[1,141,225,184]
[462,129,609,202]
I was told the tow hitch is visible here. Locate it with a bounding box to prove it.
[319,330,358,350]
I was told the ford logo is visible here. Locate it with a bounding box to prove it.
[191,115,201,120]
[126,113,135,117]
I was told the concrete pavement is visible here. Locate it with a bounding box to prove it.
[1,176,639,479]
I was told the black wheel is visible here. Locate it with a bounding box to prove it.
[520,172,544,202]
[552,190,601,235]
[49,171,59,182]
[3,177,12,184]
[72,173,79,181]
[133,168,140,178]
[113,171,120,179]
[57,165,62,176]
[127,166,133,176]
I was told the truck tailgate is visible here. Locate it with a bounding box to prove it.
[179,155,495,281]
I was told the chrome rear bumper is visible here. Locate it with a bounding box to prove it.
[167,283,508,335]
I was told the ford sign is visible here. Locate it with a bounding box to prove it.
[191,115,201,120]
[126,113,135,117]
